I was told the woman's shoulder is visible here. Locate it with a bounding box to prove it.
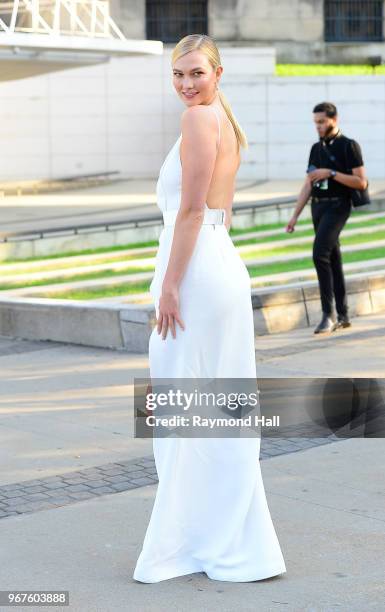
[180,104,219,129]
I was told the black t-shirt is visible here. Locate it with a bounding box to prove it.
[307,133,364,198]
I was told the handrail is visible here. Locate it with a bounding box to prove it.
[0,197,298,243]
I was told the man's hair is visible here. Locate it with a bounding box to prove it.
[313,102,337,118]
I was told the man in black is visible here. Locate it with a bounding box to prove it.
[286,102,368,334]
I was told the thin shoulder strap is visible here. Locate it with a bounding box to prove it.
[210,105,221,148]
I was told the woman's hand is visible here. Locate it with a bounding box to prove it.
[157,282,186,340]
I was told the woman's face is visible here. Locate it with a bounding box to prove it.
[172,50,222,106]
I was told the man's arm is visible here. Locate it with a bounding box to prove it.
[307,166,367,190]
[285,176,312,233]
[332,166,367,190]
[292,176,312,219]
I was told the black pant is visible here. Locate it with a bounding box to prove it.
[311,197,352,317]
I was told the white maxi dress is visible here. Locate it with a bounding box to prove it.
[133,105,287,583]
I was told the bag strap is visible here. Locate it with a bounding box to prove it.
[318,139,346,173]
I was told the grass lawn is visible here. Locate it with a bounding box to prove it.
[0,239,159,265]
[241,229,385,257]
[31,245,385,300]
[2,225,384,290]
[276,64,385,76]
[0,250,157,277]
[0,265,154,291]
[38,281,152,300]
[233,218,385,247]
[247,246,385,277]
[1,212,382,275]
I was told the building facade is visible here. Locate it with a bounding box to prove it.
[111,0,385,64]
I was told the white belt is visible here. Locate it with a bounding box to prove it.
[163,208,226,227]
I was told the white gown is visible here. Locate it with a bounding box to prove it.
[133,106,287,583]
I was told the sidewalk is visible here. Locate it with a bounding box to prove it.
[0,314,384,611]
[1,439,383,611]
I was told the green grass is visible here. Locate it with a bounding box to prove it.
[38,281,152,300]
[0,250,156,277]
[2,212,382,275]
[239,228,385,255]
[0,239,159,265]
[31,246,385,300]
[228,210,376,237]
[2,208,384,298]
[0,207,375,266]
[276,64,385,76]
[233,217,385,247]
[0,265,154,291]
[247,246,385,277]
[0,216,385,277]
[3,225,385,290]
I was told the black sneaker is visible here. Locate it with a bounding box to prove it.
[314,312,336,334]
[333,313,352,330]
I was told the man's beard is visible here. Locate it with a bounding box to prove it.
[322,124,336,140]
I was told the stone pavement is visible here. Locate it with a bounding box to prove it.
[0,313,384,610]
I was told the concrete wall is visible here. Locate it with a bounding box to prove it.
[0,46,275,182]
[261,75,385,181]
[211,0,323,43]
[0,48,384,182]
[110,0,145,39]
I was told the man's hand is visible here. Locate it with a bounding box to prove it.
[285,215,298,233]
[307,168,330,183]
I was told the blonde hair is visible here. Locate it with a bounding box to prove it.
[171,34,248,151]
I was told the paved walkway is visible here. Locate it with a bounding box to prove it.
[0,313,384,610]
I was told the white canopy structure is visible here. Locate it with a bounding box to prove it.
[0,0,163,80]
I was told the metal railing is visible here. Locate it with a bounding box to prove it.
[0,197,298,244]
[324,0,384,42]
[0,0,125,39]
[0,170,120,196]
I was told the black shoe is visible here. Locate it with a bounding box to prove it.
[333,313,352,330]
[314,312,336,334]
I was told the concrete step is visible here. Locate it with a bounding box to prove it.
[2,249,384,300]
[234,222,385,248]
[63,259,385,304]
[3,225,385,286]
[249,258,385,288]
[233,212,385,243]
[0,271,154,296]
[1,270,384,352]
[1,211,384,273]
[0,257,156,284]
[0,245,158,274]
[242,239,385,264]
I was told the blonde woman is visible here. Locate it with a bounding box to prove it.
[133,34,286,583]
